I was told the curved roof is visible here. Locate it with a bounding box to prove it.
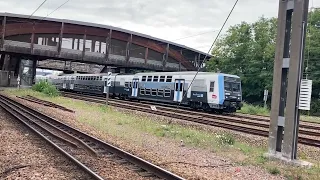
[0,12,212,58]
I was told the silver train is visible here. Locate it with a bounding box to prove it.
[42,71,243,113]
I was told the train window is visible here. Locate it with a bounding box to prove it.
[125,82,129,88]
[129,82,132,88]
[164,89,171,97]
[151,89,157,96]
[209,82,215,92]
[159,76,165,82]
[145,88,151,95]
[147,76,152,82]
[166,76,172,82]
[142,76,146,81]
[153,76,159,82]
[140,88,145,95]
[157,89,164,97]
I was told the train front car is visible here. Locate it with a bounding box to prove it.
[220,74,242,112]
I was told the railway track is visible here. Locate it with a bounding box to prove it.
[61,92,320,135]
[60,92,320,148]
[0,94,184,180]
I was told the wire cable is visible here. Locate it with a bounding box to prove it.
[42,0,71,20]
[172,0,240,112]
[28,0,48,19]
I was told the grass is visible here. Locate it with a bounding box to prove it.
[268,167,281,175]
[238,102,320,124]
[3,88,320,179]
[237,102,270,116]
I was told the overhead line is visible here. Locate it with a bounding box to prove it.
[28,0,48,19]
[42,0,71,20]
[173,0,240,111]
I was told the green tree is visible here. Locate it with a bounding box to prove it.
[207,17,276,104]
[207,9,320,114]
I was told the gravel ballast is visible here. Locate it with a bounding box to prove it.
[0,108,92,180]
[2,93,294,179]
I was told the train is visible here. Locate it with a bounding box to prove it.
[42,71,243,113]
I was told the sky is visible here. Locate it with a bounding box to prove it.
[0,0,319,54]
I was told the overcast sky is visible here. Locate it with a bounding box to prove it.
[0,0,319,53]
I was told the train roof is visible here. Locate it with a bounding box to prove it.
[135,71,240,78]
[60,71,240,78]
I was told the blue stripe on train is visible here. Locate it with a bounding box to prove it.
[218,74,225,105]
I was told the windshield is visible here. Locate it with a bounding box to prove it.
[225,82,232,91]
[232,83,241,92]
[225,82,241,92]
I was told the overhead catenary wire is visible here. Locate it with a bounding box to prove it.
[172,0,240,111]
[28,0,48,19]
[42,0,71,20]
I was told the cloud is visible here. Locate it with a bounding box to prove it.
[0,0,318,53]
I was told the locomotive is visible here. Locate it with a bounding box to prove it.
[45,71,243,113]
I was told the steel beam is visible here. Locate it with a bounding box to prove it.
[58,22,64,54]
[105,29,112,61]
[163,44,169,70]
[145,47,148,64]
[126,34,132,62]
[72,38,75,49]
[91,40,96,52]
[30,23,35,54]
[82,32,86,60]
[1,16,6,49]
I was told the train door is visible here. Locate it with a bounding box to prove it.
[103,76,108,93]
[62,77,67,89]
[70,76,75,90]
[174,79,185,102]
[131,78,139,97]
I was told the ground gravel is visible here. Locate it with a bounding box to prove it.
[0,108,92,180]
[1,94,291,180]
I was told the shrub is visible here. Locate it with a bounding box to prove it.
[31,80,48,92]
[215,133,235,145]
[238,102,270,116]
[32,80,60,97]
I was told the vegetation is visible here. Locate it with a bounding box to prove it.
[207,9,320,115]
[268,167,281,175]
[31,80,60,97]
[238,102,269,116]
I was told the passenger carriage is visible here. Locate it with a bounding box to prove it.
[52,71,242,113]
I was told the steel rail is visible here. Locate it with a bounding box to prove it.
[62,93,320,148]
[0,96,104,180]
[0,94,185,180]
[62,92,320,137]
